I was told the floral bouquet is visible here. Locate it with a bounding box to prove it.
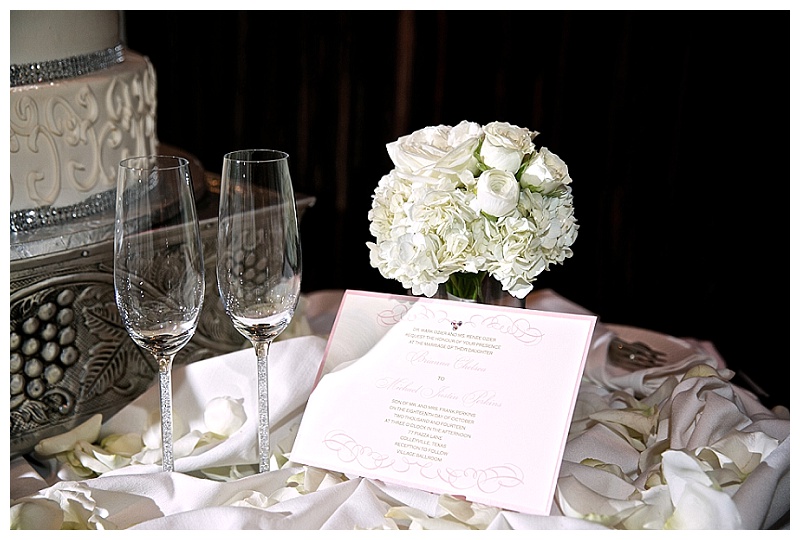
[367,120,578,301]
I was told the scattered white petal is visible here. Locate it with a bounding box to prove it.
[204,396,247,436]
[34,414,103,456]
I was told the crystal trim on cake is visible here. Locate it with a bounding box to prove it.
[10,189,116,233]
[10,43,125,87]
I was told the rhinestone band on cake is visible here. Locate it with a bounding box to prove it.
[10,189,117,233]
[10,44,125,87]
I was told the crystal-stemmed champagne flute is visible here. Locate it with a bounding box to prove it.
[114,155,205,472]
[216,149,302,473]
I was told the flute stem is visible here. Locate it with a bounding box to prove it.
[254,340,271,473]
[157,354,175,472]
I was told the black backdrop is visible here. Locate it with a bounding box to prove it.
[123,10,790,407]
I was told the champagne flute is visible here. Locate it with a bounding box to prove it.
[216,149,302,473]
[114,155,205,472]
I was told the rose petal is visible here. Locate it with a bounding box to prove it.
[661,450,742,529]
[204,396,247,436]
[34,414,103,456]
[10,498,64,530]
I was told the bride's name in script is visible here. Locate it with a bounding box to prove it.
[453,357,487,373]
[407,350,450,367]
[407,350,487,372]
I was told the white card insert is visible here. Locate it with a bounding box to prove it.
[292,290,596,515]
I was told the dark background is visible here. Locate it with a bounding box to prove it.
[123,10,790,408]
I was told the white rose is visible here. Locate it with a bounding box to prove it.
[204,396,247,436]
[479,121,537,173]
[386,125,452,173]
[520,147,571,193]
[436,138,481,176]
[448,120,483,146]
[445,121,483,177]
[474,169,520,217]
[386,123,483,177]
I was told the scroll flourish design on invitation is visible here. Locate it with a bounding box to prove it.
[322,430,396,470]
[472,314,544,344]
[422,463,525,493]
[321,430,524,493]
[376,302,412,326]
[375,300,544,345]
[376,302,454,327]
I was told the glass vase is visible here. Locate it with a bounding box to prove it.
[440,273,526,308]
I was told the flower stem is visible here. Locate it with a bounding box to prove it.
[445,271,486,301]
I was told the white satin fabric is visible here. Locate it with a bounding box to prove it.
[10,290,789,530]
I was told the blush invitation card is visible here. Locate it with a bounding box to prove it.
[291,290,596,515]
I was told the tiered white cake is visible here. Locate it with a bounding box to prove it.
[10,10,159,230]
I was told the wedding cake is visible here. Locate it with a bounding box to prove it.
[10,10,159,232]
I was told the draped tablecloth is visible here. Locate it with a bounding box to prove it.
[9,290,790,530]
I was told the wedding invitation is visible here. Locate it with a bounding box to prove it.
[291,290,596,515]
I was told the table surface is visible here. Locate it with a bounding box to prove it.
[9,289,790,530]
